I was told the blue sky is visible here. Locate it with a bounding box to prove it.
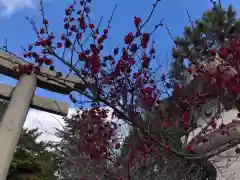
[0,0,239,107]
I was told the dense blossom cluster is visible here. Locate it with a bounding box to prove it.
[71,108,119,161]
[187,38,240,94]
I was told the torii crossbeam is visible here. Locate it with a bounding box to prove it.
[0,51,86,180]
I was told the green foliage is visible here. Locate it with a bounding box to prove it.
[7,128,57,180]
[171,4,238,82]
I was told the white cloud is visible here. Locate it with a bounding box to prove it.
[0,0,35,17]
[23,107,131,143]
[24,108,76,142]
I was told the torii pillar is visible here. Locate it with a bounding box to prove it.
[0,51,86,180]
[0,74,37,179]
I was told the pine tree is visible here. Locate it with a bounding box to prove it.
[7,128,58,180]
[171,4,238,83]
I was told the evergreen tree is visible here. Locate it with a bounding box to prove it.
[7,128,58,180]
[171,4,239,83]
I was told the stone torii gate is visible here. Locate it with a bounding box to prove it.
[0,51,86,180]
